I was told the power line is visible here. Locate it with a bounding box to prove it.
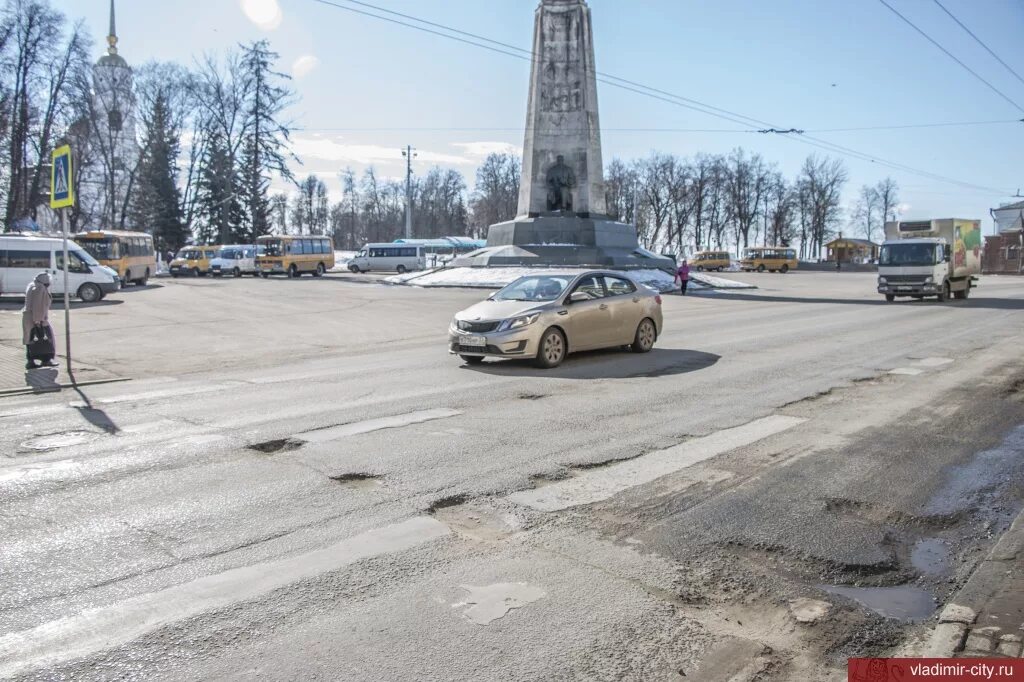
[307,0,1012,195]
[297,120,1021,134]
[877,0,1024,114]
[932,0,1024,89]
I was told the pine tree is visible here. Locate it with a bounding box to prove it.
[129,92,186,252]
[239,40,296,241]
[195,129,243,244]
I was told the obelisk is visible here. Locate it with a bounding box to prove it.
[518,0,605,218]
[456,0,673,273]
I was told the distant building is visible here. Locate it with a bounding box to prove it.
[824,238,879,264]
[983,200,1023,274]
[77,0,138,231]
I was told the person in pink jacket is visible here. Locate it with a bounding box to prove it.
[674,259,690,296]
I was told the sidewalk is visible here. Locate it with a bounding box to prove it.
[910,508,1024,658]
[0,342,126,396]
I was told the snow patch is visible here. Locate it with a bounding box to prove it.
[385,266,754,292]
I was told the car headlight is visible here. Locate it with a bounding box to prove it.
[498,312,540,332]
[878,277,887,285]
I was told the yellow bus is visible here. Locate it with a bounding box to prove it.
[692,250,732,272]
[740,247,798,273]
[75,230,157,286]
[256,235,335,278]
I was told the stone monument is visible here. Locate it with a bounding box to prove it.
[456,0,673,272]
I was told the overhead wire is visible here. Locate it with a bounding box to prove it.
[931,0,1024,89]
[306,0,1013,194]
[876,0,1024,114]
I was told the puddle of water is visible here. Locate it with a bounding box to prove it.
[925,424,1024,516]
[911,538,951,577]
[820,585,935,622]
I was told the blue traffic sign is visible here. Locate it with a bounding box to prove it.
[50,145,74,209]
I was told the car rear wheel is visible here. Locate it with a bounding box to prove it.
[780,264,789,273]
[287,265,299,279]
[631,318,657,354]
[460,355,485,365]
[535,328,567,369]
[396,265,407,274]
[314,263,326,277]
[77,283,101,303]
[137,269,150,286]
[757,264,766,273]
[349,264,360,273]
[885,294,895,302]
[232,267,241,278]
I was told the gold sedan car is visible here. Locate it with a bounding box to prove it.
[449,271,664,368]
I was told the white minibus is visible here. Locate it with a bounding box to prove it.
[348,243,426,274]
[0,234,121,302]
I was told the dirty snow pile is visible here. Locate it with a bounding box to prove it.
[385,267,754,292]
[331,251,358,271]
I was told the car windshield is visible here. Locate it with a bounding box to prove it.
[73,249,99,266]
[178,249,201,260]
[494,276,573,302]
[880,243,939,267]
[218,249,237,259]
[261,240,283,257]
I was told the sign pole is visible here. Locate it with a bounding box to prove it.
[62,207,71,375]
[50,143,75,378]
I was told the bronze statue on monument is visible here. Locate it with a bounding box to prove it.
[545,155,576,212]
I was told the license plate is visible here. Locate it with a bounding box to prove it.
[463,335,486,347]
[897,286,911,291]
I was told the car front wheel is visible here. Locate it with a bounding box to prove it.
[77,283,101,303]
[631,318,657,353]
[535,328,567,369]
[460,355,485,365]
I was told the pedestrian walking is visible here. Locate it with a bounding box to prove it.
[675,258,690,296]
[22,272,56,370]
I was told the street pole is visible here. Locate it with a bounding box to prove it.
[403,145,416,240]
[61,207,71,376]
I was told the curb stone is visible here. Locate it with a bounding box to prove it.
[913,508,1024,658]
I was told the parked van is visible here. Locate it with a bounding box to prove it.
[349,243,425,274]
[170,246,220,277]
[740,247,798,273]
[0,234,121,302]
[210,245,263,278]
[692,251,731,272]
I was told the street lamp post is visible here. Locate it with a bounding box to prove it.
[402,146,417,240]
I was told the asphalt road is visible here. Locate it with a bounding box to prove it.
[0,271,1022,681]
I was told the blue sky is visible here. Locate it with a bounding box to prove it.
[55,0,1024,234]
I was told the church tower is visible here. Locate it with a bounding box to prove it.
[82,0,138,228]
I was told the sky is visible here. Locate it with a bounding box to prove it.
[53,0,1024,235]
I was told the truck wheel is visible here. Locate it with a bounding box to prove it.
[937,282,950,302]
[885,294,895,302]
[953,285,970,300]
[780,264,789,273]
[757,264,766,273]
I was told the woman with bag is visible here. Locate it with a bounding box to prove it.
[22,272,56,370]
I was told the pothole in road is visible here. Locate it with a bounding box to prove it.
[427,494,522,542]
[329,473,383,490]
[427,494,471,513]
[248,438,304,455]
[910,538,951,578]
[518,393,549,401]
[819,584,936,623]
[20,430,101,451]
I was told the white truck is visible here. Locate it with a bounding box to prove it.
[877,219,981,302]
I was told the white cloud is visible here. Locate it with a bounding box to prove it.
[452,141,520,158]
[291,136,472,166]
[240,0,282,31]
[292,55,320,79]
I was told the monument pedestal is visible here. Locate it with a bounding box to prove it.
[454,214,675,271]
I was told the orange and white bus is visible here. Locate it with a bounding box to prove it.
[75,230,157,286]
[256,235,335,278]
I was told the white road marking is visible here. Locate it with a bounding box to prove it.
[296,408,462,443]
[508,415,806,512]
[0,516,451,678]
[889,368,925,376]
[92,383,231,405]
[914,357,954,368]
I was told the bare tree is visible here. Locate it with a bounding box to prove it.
[798,155,848,259]
[469,152,519,237]
[875,176,900,224]
[724,148,771,252]
[851,184,880,243]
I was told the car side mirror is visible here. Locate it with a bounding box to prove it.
[568,292,589,304]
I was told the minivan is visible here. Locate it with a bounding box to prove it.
[0,234,121,302]
[210,245,264,278]
[170,246,221,277]
[692,251,732,272]
[348,243,425,274]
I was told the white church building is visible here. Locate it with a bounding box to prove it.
[76,0,139,231]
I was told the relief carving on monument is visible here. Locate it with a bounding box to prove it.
[538,12,582,113]
[545,155,577,212]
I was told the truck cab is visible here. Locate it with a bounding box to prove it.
[877,219,981,302]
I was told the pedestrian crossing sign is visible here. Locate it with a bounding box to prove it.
[50,144,74,209]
